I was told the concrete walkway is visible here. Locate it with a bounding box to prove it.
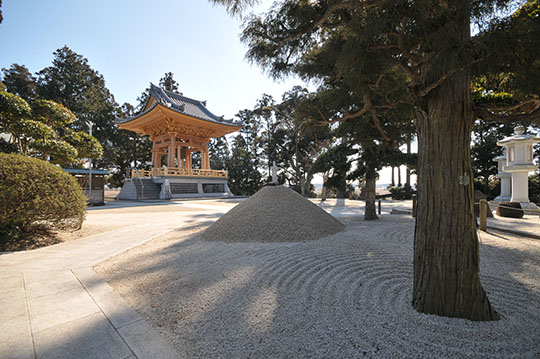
[0,205,231,359]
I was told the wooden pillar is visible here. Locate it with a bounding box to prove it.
[201,142,210,170]
[151,141,157,168]
[179,146,186,169]
[176,144,181,170]
[186,149,192,169]
[167,135,176,168]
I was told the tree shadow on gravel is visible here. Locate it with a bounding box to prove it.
[96,220,540,358]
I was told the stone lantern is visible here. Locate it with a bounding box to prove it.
[493,150,511,205]
[497,125,540,210]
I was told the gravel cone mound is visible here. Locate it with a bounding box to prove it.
[202,185,345,243]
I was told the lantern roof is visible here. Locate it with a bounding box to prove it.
[497,126,540,146]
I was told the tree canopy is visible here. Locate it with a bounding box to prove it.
[1,64,37,101]
[0,90,102,165]
[212,0,540,321]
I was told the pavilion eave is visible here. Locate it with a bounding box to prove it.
[117,104,241,139]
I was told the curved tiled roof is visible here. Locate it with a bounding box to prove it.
[116,84,242,127]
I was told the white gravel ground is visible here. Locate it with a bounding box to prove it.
[95,215,540,358]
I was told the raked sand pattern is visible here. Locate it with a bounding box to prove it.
[95,214,540,358]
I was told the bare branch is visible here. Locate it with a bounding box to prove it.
[418,69,457,97]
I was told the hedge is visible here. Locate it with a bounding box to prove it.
[0,153,86,234]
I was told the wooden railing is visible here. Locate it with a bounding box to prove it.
[131,167,228,178]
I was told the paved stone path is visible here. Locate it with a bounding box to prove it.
[0,203,230,359]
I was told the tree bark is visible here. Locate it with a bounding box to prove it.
[321,172,329,201]
[364,163,378,220]
[391,166,395,187]
[397,165,402,187]
[363,144,379,220]
[412,5,498,321]
[302,171,314,197]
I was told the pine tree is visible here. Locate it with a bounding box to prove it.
[36,46,119,169]
[1,64,38,101]
[159,72,181,94]
[213,0,540,320]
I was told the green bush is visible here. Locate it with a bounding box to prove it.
[0,153,86,236]
[529,174,540,204]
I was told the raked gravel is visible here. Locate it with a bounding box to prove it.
[95,215,540,358]
[201,185,345,243]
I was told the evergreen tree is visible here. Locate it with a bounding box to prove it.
[0,91,102,166]
[471,120,514,194]
[36,46,119,170]
[209,137,230,170]
[107,103,152,187]
[225,107,264,194]
[214,0,540,320]
[136,72,182,113]
[251,94,282,178]
[274,87,332,196]
[226,134,263,195]
[1,64,38,101]
[159,72,181,94]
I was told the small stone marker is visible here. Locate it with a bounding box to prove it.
[272,161,278,185]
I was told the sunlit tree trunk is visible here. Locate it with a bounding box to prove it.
[321,172,329,200]
[364,164,378,220]
[363,143,378,220]
[412,3,498,321]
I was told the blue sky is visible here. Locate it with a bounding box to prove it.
[0,0,411,186]
[0,0,301,119]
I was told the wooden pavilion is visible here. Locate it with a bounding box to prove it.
[116,84,241,200]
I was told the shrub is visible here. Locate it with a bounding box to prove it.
[388,185,415,200]
[529,174,540,204]
[496,202,524,218]
[0,153,86,237]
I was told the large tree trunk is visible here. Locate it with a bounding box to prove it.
[302,171,314,197]
[364,162,378,220]
[412,4,498,321]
